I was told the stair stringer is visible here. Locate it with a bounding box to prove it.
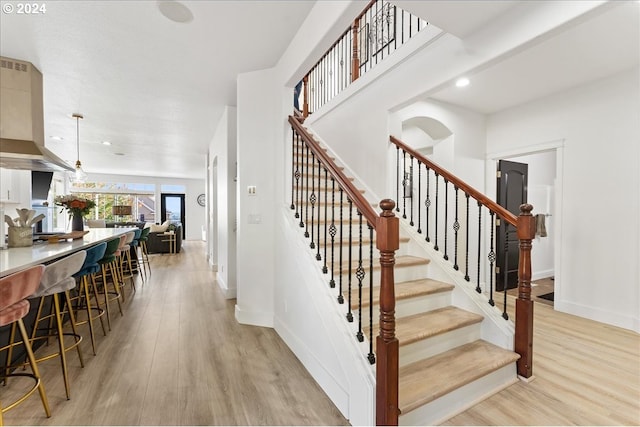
[274,208,376,426]
[398,219,515,350]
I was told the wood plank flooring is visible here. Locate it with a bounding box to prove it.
[444,290,640,425]
[3,242,639,425]
[1,241,348,426]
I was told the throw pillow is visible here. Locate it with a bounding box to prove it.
[149,222,169,233]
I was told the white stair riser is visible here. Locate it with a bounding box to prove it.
[334,263,430,285]
[354,290,453,328]
[296,206,375,221]
[399,323,482,368]
[317,242,411,257]
[399,363,518,426]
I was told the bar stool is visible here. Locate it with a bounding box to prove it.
[72,242,107,355]
[28,251,87,400]
[96,238,123,331]
[137,227,151,279]
[129,229,144,281]
[119,231,137,296]
[0,265,51,422]
[113,234,129,302]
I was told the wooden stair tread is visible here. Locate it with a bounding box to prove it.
[398,340,520,414]
[367,306,483,347]
[299,186,365,193]
[345,278,453,310]
[333,255,429,274]
[320,236,410,248]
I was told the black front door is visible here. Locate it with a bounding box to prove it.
[496,160,528,291]
[160,193,185,239]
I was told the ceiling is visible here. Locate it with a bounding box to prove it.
[1,1,638,181]
[428,1,640,114]
[0,0,315,179]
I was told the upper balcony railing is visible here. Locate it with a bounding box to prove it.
[298,0,428,117]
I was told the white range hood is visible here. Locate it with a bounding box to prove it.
[0,56,72,172]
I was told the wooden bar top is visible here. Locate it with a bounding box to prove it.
[0,228,133,277]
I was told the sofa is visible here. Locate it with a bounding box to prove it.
[106,221,182,254]
[146,224,182,254]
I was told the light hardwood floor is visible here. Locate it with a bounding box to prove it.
[1,241,348,426]
[444,288,640,425]
[3,242,639,425]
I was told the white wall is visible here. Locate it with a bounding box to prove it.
[208,107,237,298]
[235,68,278,327]
[82,172,205,241]
[486,68,640,332]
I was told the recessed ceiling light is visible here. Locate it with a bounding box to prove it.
[455,77,470,88]
[50,136,64,141]
[102,141,112,146]
[157,0,194,23]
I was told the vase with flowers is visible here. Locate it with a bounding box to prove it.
[54,195,96,232]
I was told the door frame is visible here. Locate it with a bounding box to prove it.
[160,193,186,239]
[486,139,564,302]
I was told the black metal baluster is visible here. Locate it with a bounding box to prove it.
[434,173,439,251]
[401,6,405,44]
[417,161,422,233]
[338,189,344,304]
[453,186,459,270]
[309,153,316,247]
[443,179,449,260]
[425,166,431,242]
[346,199,354,322]
[464,193,470,281]
[316,159,322,260]
[329,178,336,288]
[476,202,482,293]
[291,130,295,211]
[409,155,414,226]
[303,145,309,233]
[322,167,328,272]
[488,211,496,306]
[356,211,365,342]
[294,132,301,219]
[402,150,407,219]
[502,223,509,320]
[367,224,375,364]
[396,146,400,212]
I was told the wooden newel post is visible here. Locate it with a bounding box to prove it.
[515,203,535,378]
[375,199,400,426]
[352,19,361,82]
[302,75,309,118]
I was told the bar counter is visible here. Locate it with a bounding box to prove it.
[0,228,133,277]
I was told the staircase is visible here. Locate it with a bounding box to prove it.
[294,140,521,425]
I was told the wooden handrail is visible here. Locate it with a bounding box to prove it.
[289,116,378,227]
[289,116,401,423]
[390,136,518,226]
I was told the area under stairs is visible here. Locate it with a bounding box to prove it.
[295,145,520,425]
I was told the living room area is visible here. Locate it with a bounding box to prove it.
[24,169,205,254]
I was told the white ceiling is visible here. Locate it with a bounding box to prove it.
[1,1,638,181]
[428,1,640,114]
[0,0,315,179]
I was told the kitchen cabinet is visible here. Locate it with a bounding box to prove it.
[0,168,30,204]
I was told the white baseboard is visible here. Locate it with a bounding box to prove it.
[532,269,554,281]
[235,304,274,328]
[555,300,640,333]
[216,273,236,299]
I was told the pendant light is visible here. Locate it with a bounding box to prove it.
[72,113,87,183]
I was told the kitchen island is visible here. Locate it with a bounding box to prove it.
[0,228,133,277]
[1,227,135,375]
